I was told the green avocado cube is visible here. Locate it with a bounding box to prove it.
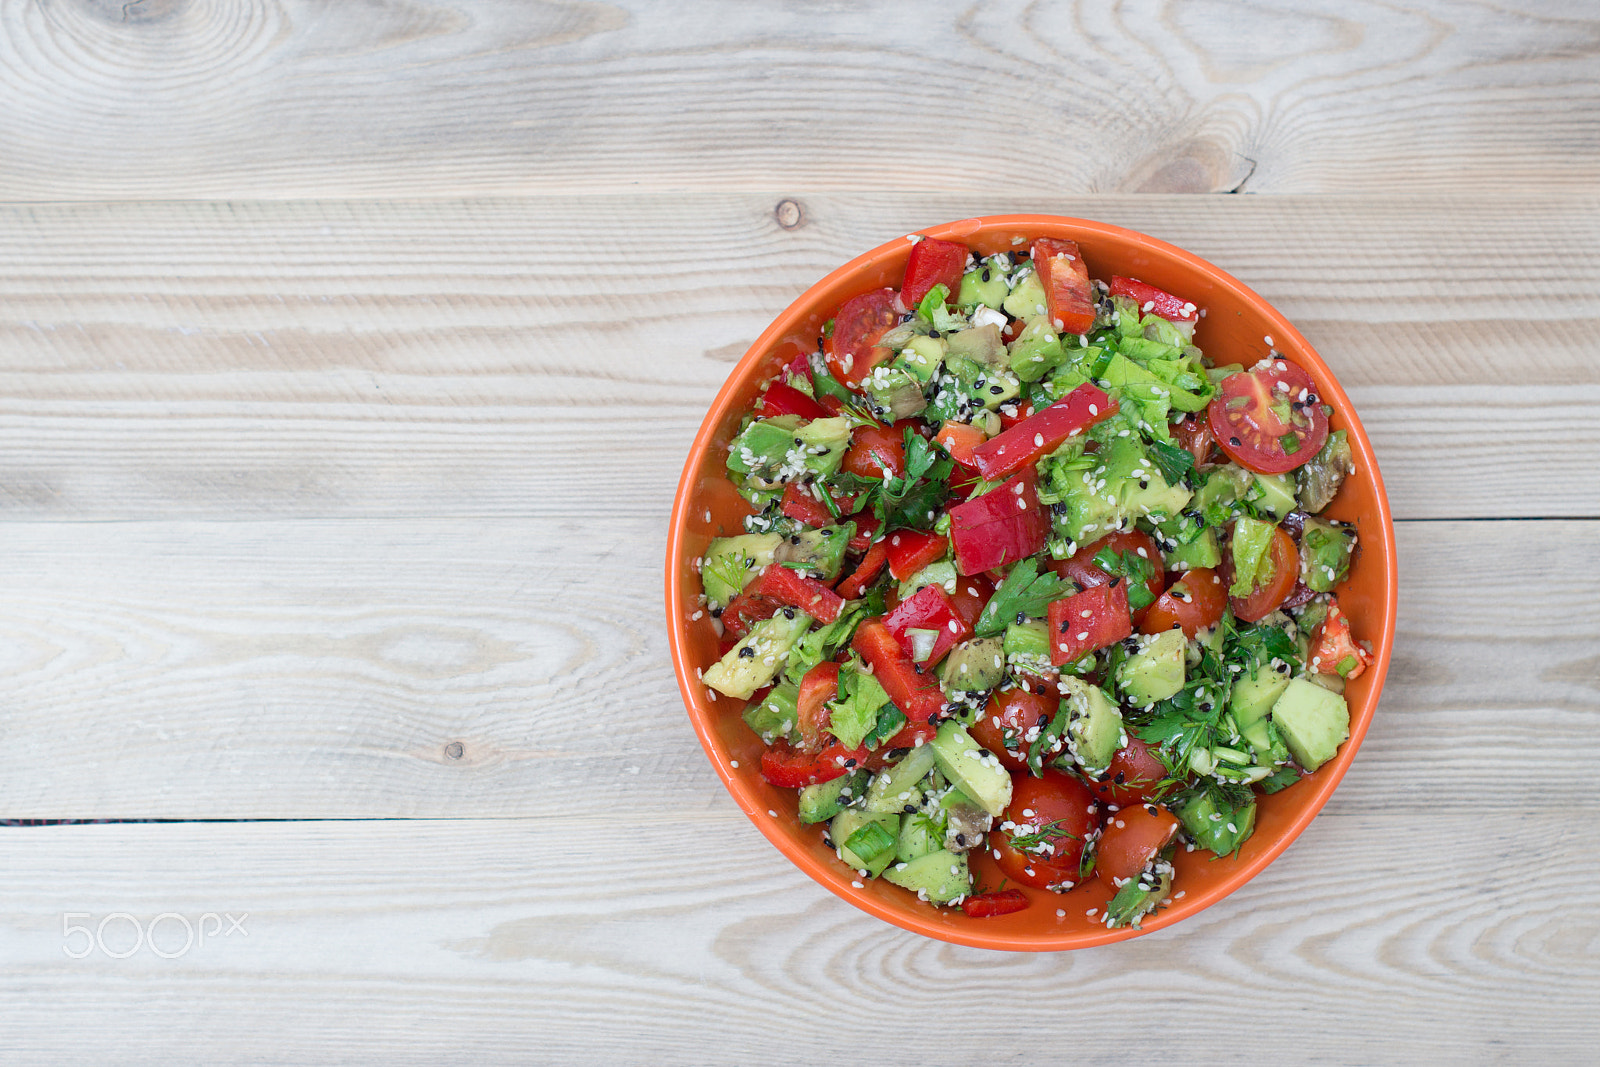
[929,722,1013,817]
[701,610,812,699]
[1116,628,1186,707]
[1270,677,1350,773]
[883,849,971,904]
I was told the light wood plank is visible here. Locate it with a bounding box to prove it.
[0,814,1593,1064]
[0,1,1594,199]
[0,517,1592,819]
[0,195,1595,521]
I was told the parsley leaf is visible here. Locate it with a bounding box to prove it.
[875,428,952,530]
[973,558,1076,638]
[1148,437,1195,487]
[1090,548,1158,613]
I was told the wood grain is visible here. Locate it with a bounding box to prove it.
[0,517,1591,819]
[0,813,1593,1064]
[0,195,1595,522]
[0,0,1594,200]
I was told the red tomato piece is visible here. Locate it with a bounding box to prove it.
[1048,530,1165,626]
[934,420,988,468]
[1031,238,1096,335]
[947,467,1049,576]
[842,423,906,480]
[795,662,840,750]
[970,683,1061,772]
[719,592,782,643]
[1108,276,1199,325]
[1047,582,1133,666]
[1208,360,1330,475]
[884,583,970,665]
[1308,595,1372,680]
[993,769,1100,891]
[779,482,834,529]
[754,565,845,624]
[1230,526,1300,623]
[759,740,869,788]
[846,512,881,553]
[835,541,888,600]
[851,618,947,728]
[885,529,949,582]
[969,383,1117,483]
[1139,566,1228,638]
[961,889,1030,918]
[902,237,968,309]
[1097,803,1180,888]
[1172,412,1217,468]
[824,288,900,389]
[759,380,830,421]
[1090,736,1168,806]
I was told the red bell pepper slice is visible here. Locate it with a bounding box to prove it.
[1031,238,1096,335]
[885,529,949,582]
[836,542,888,600]
[902,237,968,309]
[947,468,1049,576]
[1109,276,1198,325]
[759,380,830,421]
[851,618,947,728]
[759,740,869,788]
[1047,582,1133,666]
[846,512,881,553]
[779,482,834,528]
[934,421,987,468]
[961,889,1030,918]
[884,583,971,665]
[755,565,845,623]
[970,383,1117,482]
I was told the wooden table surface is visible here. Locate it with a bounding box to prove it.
[0,1,1596,1062]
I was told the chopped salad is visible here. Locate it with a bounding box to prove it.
[696,233,1371,928]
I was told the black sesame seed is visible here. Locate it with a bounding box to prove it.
[782,607,796,619]
[980,268,992,283]
[738,646,755,658]
[990,385,1004,395]
[1230,436,1242,447]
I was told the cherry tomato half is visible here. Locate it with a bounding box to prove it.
[1207,361,1330,475]
[842,424,906,480]
[1096,803,1180,888]
[825,289,900,390]
[1139,566,1228,638]
[1231,526,1300,623]
[795,662,840,750]
[970,683,1059,772]
[1048,530,1165,626]
[992,769,1100,891]
[1091,736,1169,807]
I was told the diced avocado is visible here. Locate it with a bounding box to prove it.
[1178,790,1257,856]
[1249,472,1298,521]
[792,417,852,480]
[929,722,1014,818]
[1117,461,1192,521]
[1007,318,1066,383]
[798,769,869,824]
[863,365,928,421]
[898,558,957,600]
[729,416,852,483]
[1306,672,1346,695]
[1230,667,1292,761]
[956,263,1009,311]
[701,532,783,608]
[945,324,1006,368]
[895,811,946,861]
[1058,676,1125,776]
[774,523,853,582]
[883,849,972,905]
[1228,516,1276,597]
[830,808,899,877]
[1297,429,1353,514]
[943,799,993,853]
[864,744,938,815]
[1163,526,1219,571]
[1116,628,1186,707]
[702,610,812,699]
[1300,517,1356,592]
[1002,267,1048,320]
[1003,617,1053,672]
[939,636,1006,697]
[725,416,802,478]
[974,368,1022,411]
[897,335,947,382]
[1270,677,1351,773]
[1104,857,1173,928]
[1190,463,1252,518]
[741,681,799,745]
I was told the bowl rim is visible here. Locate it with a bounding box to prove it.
[666,214,1398,951]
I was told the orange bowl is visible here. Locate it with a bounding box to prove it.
[665,215,1397,950]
